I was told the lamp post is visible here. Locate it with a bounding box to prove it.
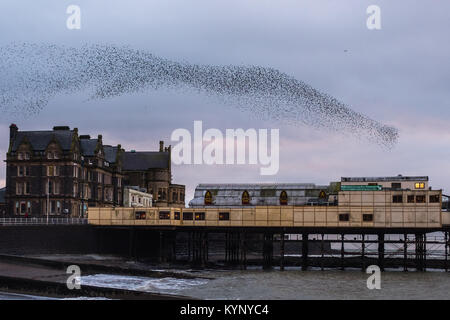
[81,158,85,218]
[46,178,49,224]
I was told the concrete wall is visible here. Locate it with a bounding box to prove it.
[0,225,98,255]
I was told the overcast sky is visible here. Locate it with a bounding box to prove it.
[1,0,450,203]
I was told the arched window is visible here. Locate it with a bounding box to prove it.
[280,190,288,205]
[204,190,212,205]
[242,190,250,205]
[319,190,327,200]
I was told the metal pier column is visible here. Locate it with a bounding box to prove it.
[378,233,385,271]
[263,233,273,270]
[415,233,424,272]
[188,231,192,262]
[129,228,136,260]
[423,233,427,272]
[445,232,448,272]
[403,233,408,272]
[361,234,365,272]
[240,231,247,270]
[320,233,325,271]
[201,231,208,267]
[340,233,345,271]
[280,233,285,271]
[302,233,309,271]
[225,232,229,264]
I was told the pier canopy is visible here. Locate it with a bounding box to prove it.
[189,183,339,208]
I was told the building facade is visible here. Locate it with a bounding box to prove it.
[123,186,153,208]
[122,141,185,208]
[4,124,185,217]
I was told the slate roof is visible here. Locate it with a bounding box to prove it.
[122,151,169,170]
[11,129,74,152]
[103,145,119,164]
[80,138,98,157]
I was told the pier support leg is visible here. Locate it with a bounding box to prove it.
[188,231,192,263]
[320,233,325,271]
[280,233,285,271]
[378,233,385,272]
[445,232,448,272]
[263,233,273,270]
[225,232,229,264]
[201,232,208,267]
[403,233,408,272]
[340,233,345,271]
[415,233,424,272]
[129,228,136,260]
[361,234,365,272]
[302,233,309,271]
[240,232,247,270]
[423,233,427,272]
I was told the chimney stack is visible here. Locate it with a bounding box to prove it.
[9,124,18,149]
[159,141,164,152]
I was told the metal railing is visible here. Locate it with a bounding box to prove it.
[0,217,88,226]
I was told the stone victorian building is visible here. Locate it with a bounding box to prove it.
[4,124,185,217]
[122,141,185,207]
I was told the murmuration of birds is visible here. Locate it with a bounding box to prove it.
[0,43,398,148]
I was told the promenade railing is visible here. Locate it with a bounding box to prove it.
[0,217,88,226]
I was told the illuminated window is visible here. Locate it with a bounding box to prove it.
[415,183,425,189]
[159,211,170,220]
[195,212,205,220]
[242,190,250,205]
[219,212,230,221]
[280,191,288,205]
[204,190,212,205]
[135,211,146,220]
[174,212,181,220]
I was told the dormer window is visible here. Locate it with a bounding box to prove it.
[204,190,213,205]
[280,190,288,205]
[242,190,250,205]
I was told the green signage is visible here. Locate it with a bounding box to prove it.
[341,185,382,191]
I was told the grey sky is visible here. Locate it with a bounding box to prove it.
[1,0,450,202]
